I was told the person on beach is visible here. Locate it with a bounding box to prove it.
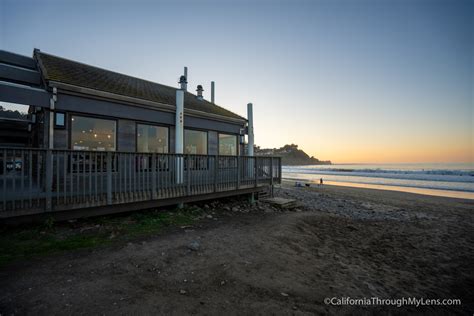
[320,178,323,186]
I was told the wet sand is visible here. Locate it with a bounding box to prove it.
[285,177,474,200]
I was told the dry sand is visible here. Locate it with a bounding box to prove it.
[1,183,473,315]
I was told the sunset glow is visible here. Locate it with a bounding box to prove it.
[1,0,472,164]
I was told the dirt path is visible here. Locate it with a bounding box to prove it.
[1,185,473,315]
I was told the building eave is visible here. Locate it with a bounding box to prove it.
[48,81,247,125]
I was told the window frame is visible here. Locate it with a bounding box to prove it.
[69,113,118,152]
[135,122,170,154]
[184,128,209,155]
[218,133,239,156]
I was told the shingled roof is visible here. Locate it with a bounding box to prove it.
[34,50,245,121]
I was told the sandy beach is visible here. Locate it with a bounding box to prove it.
[1,183,473,314]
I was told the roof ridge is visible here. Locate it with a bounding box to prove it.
[33,48,49,82]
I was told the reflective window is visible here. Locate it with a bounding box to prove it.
[55,112,65,127]
[137,124,169,153]
[71,116,116,151]
[219,133,237,156]
[184,130,207,154]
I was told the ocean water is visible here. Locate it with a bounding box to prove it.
[282,163,474,199]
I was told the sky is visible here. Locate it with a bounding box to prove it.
[1,0,472,163]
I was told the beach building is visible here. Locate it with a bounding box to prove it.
[0,49,281,222]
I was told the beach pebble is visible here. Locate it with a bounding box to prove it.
[188,240,200,251]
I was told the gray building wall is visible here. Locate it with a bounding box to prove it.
[169,127,175,154]
[51,92,245,154]
[117,119,135,152]
[53,129,68,149]
[56,93,244,134]
[208,131,218,155]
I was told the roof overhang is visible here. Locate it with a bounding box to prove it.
[0,80,50,107]
[48,81,247,126]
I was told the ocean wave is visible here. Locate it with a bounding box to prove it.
[284,166,474,177]
[282,167,474,183]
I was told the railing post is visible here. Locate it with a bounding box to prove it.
[214,155,218,192]
[45,149,53,211]
[279,157,282,183]
[106,152,112,205]
[236,156,241,190]
[152,153,157,199]
[254,157,258,188]
[186,155,191,196]
[2,149,6,211]
[270,157,274,197]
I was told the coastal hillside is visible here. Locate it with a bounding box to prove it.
[0,106,28,119]
[254,144,331,166]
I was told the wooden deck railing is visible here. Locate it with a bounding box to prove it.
[0,148,281,217]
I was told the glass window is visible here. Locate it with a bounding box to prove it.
[219,133,237,155]
[55,112,65,127]
[137,124,169,153]
[184,130,207,154]
[71,115,116,151]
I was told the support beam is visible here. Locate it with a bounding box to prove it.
[0,50,36,70]
[49,87,57,149]
[0,82,50,107]
[0,63,41,86]
[175,88,184,186]
[247,103,254,156]
[247,103,255,203]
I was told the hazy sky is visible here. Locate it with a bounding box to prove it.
[1,0,472,163]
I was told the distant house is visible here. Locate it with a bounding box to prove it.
[0,49,280,221]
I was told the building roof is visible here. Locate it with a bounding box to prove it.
[34,50,245,121]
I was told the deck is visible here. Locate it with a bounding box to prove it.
[0,148,281,221]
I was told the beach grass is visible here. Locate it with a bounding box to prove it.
[0,207,202,267]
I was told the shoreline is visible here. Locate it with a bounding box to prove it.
[282,178,474,200]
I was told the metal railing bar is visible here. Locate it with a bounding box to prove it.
[0,147,281,214]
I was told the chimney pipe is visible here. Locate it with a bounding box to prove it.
[196,85,204,100]
[211,81,215,104]
[183,67,188,91]
[179,75,187,90]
